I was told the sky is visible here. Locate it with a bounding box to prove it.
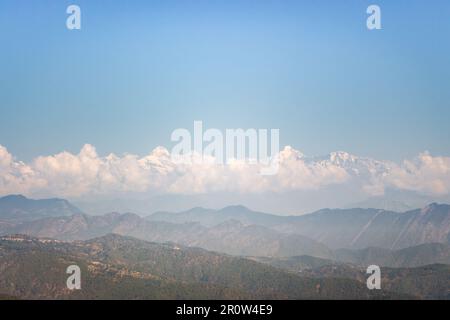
[1,1,450,213]
[0,0,449,162]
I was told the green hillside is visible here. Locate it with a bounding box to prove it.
[0,234,407,300]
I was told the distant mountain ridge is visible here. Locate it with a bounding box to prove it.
[149,203,450,250]
[3,212,331,258]
[4,210,449,267]
[0,194,83,222]
[148,205,285,227]
[1,194,450,256]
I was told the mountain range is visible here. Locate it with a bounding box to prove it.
[148,203,450,250]
[0,194,449,299]
[0,196,450,267]
[1,195,450,259]
[3,212,333,258]
[0,194,82,222]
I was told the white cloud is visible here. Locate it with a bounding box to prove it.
[0,144,449,198]
[386,152,450,195]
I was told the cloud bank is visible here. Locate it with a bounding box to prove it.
[0,144,449,198]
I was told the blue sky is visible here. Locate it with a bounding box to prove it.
[1,0,449,162]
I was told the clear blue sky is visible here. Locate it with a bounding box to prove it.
[1,0,449,161]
